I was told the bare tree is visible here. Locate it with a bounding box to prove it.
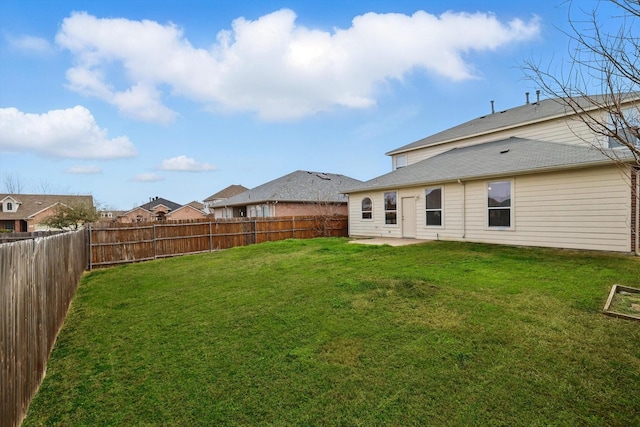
[522,0,639,166]
[3,174,26,194]
[303,187,348,237]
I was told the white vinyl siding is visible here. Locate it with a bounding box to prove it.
[404,115,599,166]
[466,167,630,251]
[348,165,631,252]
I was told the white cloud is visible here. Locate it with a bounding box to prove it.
[0,106,137,159]
[159,155,217,172]
[133,173,164,182]
[56,9,540,121]
[66,165,102,174]
[6,35,53,55]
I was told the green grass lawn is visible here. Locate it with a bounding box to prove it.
[24,238,640,426]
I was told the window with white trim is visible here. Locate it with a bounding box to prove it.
[395,154,407,170]
[361,197,372,220]
[425,187,442,226]
[487,181,512,228]
[608,106,640,149]
[384,191,397,224]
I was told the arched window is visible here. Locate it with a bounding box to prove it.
[361,197,372,220]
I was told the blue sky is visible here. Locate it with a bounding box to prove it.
[0,0,617,209]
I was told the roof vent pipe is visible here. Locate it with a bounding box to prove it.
[536,89,540,104]
[490,100,495,114]
[525,92,530,104]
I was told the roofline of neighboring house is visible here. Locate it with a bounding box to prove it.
[212,199,347,208]
[26,202,68,219]
[344,157,633,194]
[167,205,204,215]
[203,185,249,202]
[121,206,154,216]
[385,95,640,157]
[0,195,21,203]
[147,203,171,211]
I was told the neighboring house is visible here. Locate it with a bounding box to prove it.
[203,185,249,214]
[210,170,362,219]
[345,94,640,253]
[0,194,94,232]
[166,201,207,221]
[98,210,126,225]
[119,197,183,223]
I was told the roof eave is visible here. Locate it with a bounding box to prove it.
[346,158,625,194]
[385,112,578,157]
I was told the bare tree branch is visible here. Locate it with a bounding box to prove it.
[522,0,640,167]
[3,174,26,194]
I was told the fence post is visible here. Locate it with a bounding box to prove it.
[292,217,295,238]
[209,221,213,252]
[153,224,157,260]
[87,226,93,271]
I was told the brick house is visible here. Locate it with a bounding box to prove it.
[0,194,94,232]
[210,170,362,219]
[166,201,207,220]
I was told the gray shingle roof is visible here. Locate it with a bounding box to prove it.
[386,94,637,155]
[212,170,363,207]
[346,138,626,193]
[138,197,182,211]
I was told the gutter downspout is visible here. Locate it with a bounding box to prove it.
[458,179,466,239]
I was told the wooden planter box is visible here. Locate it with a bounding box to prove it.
[603,284,640,321]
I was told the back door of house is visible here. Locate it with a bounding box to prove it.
[402,197,417,238]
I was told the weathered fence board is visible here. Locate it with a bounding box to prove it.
[0,231,64,244]
[1,230,88,427]
[89,216,347,268]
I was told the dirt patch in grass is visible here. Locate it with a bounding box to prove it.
[318,338,364,367]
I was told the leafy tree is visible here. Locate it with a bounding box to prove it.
[41,202,99,230]
[523,0,639,166]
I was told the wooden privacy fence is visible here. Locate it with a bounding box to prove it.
[1,230,88,427]
[89,216,348,268]
[0,231,64,244]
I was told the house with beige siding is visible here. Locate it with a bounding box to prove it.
[210,170,362,219]
[345,95,639,254]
